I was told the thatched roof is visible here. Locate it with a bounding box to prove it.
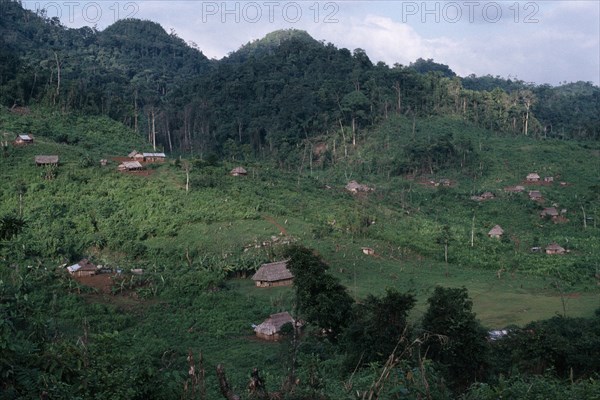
[504,185,525,193]
[254,312,294,336]
[546,242,565,252]
[119,161,143,170]
[128,150,139,158]
[252,261,293,282]
[345,180,372,193]
[540,207,559,217]
[17,134,33,141]
[230,166,247,175]
[528,190,542,199]
[471,191,495,201]
[488,225,504,236]
[35,155,58,165]
[526,173,540,180]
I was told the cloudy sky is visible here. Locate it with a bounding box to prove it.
[23,1,600,85]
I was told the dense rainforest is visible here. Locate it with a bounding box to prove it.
[1,0,599,160]
[1,0,600,398]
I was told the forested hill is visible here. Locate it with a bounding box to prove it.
[0,0,212,120]
[1,0,599,160]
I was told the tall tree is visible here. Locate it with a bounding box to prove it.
[283,245,354,340]
[341,288,416,368]
[421,286,489,392]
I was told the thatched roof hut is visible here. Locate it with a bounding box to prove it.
[526,173,540,182]
[504,185,525,193]
[254,312,296,341]
[540,207,559,218]
[35,155,58,166]
[488,225,504,239]
[252,261,293,287]
[230,166,247,176]
[118,161,143,171]
[361,247,375,255]
[345,180,372,193]
[528,190,542,200]
[471,191,495,201]
[545,242,566,255]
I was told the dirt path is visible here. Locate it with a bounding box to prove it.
[263,215,288,236]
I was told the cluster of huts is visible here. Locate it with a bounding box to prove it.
[118,150,167,171]
[8,133,61,168]
[250,260,301,340]
[486,172,569,254]
[64,255,298,339]
[503,172,568,200]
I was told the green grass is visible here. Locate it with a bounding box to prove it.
[1,109,598,339]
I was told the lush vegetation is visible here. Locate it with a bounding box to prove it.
[1,0,599,160]
[1,1,599,398]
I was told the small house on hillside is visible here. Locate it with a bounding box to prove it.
[15,134,33,145]
[504,185,525,193]
[488,225,504,239]
[471,191,495,201]
[35,155,58,166]
[118,161,143,172]
[230,166,247,176]
[362,247,375,255]
[540,207,559,218]
[526,173,540,182]
[128,150,145,161]
[544,176,554,183]
[345,180,373,194]
[67,259,97,277]
[528,190,542,201]
[252,260,293,287]
[254,311,297,341]
[545,242,566,255]
[143,152,166,162]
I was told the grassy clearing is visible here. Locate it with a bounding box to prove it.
[1,110,598,364]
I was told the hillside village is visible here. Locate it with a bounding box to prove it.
[0,2,599,398]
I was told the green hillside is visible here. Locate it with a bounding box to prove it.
[1,1,599,398]
[1,105,599,398]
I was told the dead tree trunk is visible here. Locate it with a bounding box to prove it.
[151,108,157,151]
[216,365,241,400]
[133,90,139,133]
[470,214,475,247]
[53,52,61,105]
